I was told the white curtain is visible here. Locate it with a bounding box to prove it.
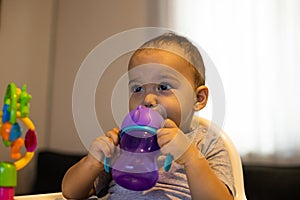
[165,0,300,165]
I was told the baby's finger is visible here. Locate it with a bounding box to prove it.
[162,118,178,128]
[156,134,171,149]
[105,128,120,145]
[160,129,192,161]
[157,127,171,137]
[157,128,180,148]
[94,136,115,157]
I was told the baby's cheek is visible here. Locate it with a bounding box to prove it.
[129,97,139,110]
[166,111,181,127]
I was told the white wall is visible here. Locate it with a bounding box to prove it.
[49,0,144,153]
[48,0,160,153]
[0,0,161,195]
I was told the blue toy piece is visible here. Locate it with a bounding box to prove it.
[9,123,22,142]
[2,104,10,123]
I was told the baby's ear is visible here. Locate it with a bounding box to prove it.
[193,85,208,111]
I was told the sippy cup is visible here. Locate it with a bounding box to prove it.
[104,105,173,191]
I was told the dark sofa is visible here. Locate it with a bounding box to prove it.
[31,150,300,200]
[243,165,300,199]
[32,150,85,194]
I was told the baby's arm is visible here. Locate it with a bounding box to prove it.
[62,128,119,199]
[157,119,233,200]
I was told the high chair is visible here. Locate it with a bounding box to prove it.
[198,117,247,200]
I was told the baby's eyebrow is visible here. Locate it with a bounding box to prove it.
[128,79,141,86]
[128,73,181,85]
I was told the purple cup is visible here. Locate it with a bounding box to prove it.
[111,105,164,191]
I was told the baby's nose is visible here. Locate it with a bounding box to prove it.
[143,93,157,108]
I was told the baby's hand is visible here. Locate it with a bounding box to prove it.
[157,119,195,165]
[87,128,120,165]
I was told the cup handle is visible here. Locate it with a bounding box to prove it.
[104,156,110,173]
[164,154,173,172]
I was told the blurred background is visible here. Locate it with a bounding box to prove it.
[0,0,299,197]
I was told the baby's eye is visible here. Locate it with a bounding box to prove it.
[132,86,143,93]
[158,83,172,91]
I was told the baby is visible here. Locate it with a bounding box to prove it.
[62,32,235,200]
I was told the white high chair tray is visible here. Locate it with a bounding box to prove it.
[14,192,99,200]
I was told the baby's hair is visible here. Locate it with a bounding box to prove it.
[130,32,205,87]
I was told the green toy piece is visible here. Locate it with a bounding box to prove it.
[0,162,17,187]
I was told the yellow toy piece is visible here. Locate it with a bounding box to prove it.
[14,152,35,171]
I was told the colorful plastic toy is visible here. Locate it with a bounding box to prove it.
[0,82,37,200]
[104,105,173,191]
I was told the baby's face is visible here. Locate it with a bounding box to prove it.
[128,49,197,131]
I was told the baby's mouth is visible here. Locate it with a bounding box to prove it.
[151,105,167,119]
